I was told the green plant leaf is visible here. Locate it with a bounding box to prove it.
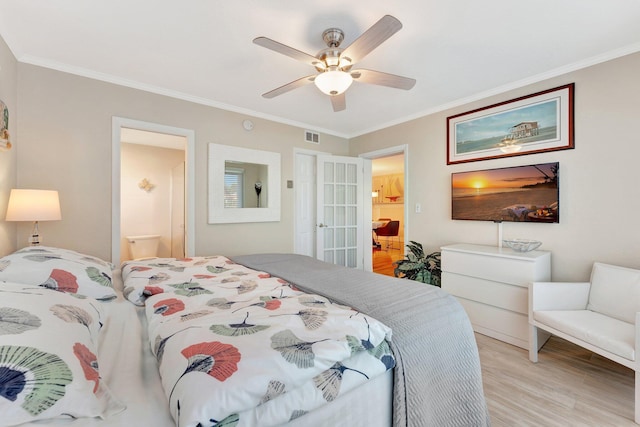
[395,261,423,271]
[394,243,441,287]
[415,270,432,284]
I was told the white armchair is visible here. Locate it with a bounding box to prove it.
[529,262,640,423]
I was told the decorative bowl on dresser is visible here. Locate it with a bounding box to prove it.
[502,238,542,252]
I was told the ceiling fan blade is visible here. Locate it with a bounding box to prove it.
[341,15,402,65]
[330,93,346,112]
[261,75,316,99]
[351,69,416,90]
[253,37,325,70]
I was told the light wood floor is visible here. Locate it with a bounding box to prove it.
[477,332,636,426]
[372,245,404,277]
[373,247,635,424]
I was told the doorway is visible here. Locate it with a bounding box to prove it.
[111,117,195,264]
[361,145,408,276]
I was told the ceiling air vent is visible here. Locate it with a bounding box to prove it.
[305,130,319,144]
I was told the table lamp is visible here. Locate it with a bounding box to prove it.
[5,189,62,246]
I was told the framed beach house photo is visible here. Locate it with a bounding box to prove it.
[446,83,574,165]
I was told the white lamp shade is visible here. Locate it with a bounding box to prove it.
[314,70,353,96]
[5,189,62,222]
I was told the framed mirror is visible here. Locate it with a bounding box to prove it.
[208,143,281,223]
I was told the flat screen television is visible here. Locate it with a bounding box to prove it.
[451,162,559,222]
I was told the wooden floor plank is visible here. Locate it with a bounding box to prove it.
[372,246,404,277]
[476,333,635,426]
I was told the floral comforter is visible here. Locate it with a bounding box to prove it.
[0,282,124,426]
[121,256,395,427]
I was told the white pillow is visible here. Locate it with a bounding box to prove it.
[0,282,124,425]
[587,262,640,324]
[0,246,117,301]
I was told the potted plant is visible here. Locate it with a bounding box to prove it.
[393,241,441,287]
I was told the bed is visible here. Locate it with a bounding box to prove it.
[0,247,490,427]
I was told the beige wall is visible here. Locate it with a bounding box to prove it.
[120,143,184,262]
[8,35,640,279]
[16,63,349,262]
[0,35,17,255]
[350,52,640,281]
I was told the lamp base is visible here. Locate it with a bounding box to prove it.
[29,221,41,246]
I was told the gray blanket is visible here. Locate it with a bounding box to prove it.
[231,254,491,427]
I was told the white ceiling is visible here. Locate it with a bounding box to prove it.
[1,1,640,138]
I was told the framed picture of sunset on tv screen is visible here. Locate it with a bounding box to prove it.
[451,162,559,223]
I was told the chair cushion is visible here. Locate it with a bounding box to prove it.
[587,262,640,324]
[534,309,634,361]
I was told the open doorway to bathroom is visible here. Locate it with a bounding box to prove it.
[111,118,195,265]
[120,129,185,263]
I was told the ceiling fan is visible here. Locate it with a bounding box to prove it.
[253,15,416,112]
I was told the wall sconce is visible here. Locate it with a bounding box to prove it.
[5,189,62,246]
[138,178,155,192]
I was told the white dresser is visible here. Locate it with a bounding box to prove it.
[441,243,551,349]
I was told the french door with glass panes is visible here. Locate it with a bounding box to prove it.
[316,155,367,269]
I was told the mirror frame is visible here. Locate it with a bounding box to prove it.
[208,143,281,223]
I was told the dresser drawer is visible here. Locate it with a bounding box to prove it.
[442,247,550,286]
[454,297,529,349]
[442,272,528,314]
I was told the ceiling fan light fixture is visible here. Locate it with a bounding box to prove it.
[314,69,353,96]
[324,55,340,67]
[255,15,413,111]
[338,56,352,68]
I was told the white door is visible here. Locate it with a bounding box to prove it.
[294,153,317,257]
[316,155,370,269]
